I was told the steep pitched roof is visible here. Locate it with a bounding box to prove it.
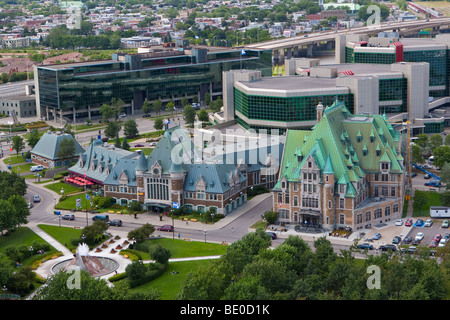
[31,132,84,160]
[274,100,404,195]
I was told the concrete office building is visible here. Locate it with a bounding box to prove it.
[217,59,441,134]
[0,95,37,118]
[34,43,272,123]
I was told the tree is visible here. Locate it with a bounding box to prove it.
[111,98,125,120]
[198,109,209,123]
[11,135,24,156]
[99,104,114,123]
[154,117,164,131]
[122,137,130,151]
[165,101,175,115]
[211,97,223,113]
[429,134,443,153]
[56,137,76,165]
[152,100,163,116]
[114,135,121,148]
[439,162,450,190]
[180,97,189,108]
[142,99,152,115]
[37,270,112,300]
[127,223,155,243]
[82,220,109,245]
[433,145,450,169]
[123,119,138,139]
[27,130,41,149]
[149,244,172,266]
[444,134,450,146]
[183,105,196,126]
[104,121,121,139]
[411,144,424,164]
[204,93,211,107]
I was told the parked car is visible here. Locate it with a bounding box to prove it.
[422,164,432,169]
[379,244,397,252]
[438,238,447,247]
[142,114,151,118]
[149,142,157,147]
[30,165,44,172]
[266,231,277,240]
[92,214,109,222]
[134,144,145,148]
[428,240,438,248]
[372,233,382,240]
[62,214,75,220]
[424,174,431,179]
[408,246,418,253]
[157,225,174,232]
[415,219,424,227]
[118,113,126,119]
[405,219,413,227]
[424,219,433,227]
[392,236,402,244]
[357,243,374,250]
[411,239,421,246]
[432,234,442,242]
[28,202,33,209]
[403,236,412,244]
[395,219,403,226]
[107,219,122,227]
[415,232,424,241]
[442,220,449,228]
[33,195,40,203]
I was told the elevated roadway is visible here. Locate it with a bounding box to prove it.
[244,17,450,54]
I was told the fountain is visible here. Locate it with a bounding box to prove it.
[52,243,119,277]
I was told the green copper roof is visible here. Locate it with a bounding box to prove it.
[274,100,404,194]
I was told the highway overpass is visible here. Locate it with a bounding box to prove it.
[244,17,450,60]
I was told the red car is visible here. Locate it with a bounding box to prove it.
[428,240,438,248]
[433,234,442,242]
[134,144,145,148]
[157,225,174,232]
[405,219,413,227]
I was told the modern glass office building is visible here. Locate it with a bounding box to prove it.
[34,44,272,121]
[342,35,450,99]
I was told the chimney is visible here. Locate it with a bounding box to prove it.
[316,102,324,122]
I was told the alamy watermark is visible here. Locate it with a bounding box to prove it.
[366,265,381,290]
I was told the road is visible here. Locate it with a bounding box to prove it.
[245,18,450,51]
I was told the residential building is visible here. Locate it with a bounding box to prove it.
[272,100,405,231]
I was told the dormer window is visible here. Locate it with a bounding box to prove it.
[376,150,381,157]
[370,136,375,143]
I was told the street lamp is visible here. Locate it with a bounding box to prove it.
[203,230,207,243]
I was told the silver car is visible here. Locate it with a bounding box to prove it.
[424,219,433,227]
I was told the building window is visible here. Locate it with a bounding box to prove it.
[328,200,332,209]
[391,187,396,197]
[385,206,391,216]
[357,213,363,224]
[278,209,290,220]
[393,204,399,213]
[339,214,345,224]
[293,196,298,207]
[339,198,344,208]
[374,208,382,219]
[365,211,371,221]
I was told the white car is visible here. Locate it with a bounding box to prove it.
[415,232,424,241]
[424,219,433,227]
[438,238,447,247]
[118,113,126,118]
[395,219,403,226]
[30,165,44,172]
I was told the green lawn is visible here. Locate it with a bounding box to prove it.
[44,181,84,195]
[37,224,82,252]
[55,193,93,211]
[413,190,442,217]
[7,163,34,174]
[131,259,215,300]
[135,238,228,259]
[3,154,27,165]
[0,227,48,253]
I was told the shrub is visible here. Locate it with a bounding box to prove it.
[108,272,127,282]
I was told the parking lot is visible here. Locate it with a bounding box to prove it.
[404,218,449,248]
[358,218,449,250]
